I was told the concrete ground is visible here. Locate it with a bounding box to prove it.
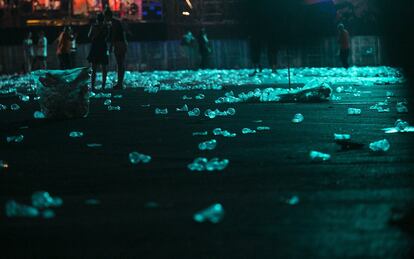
[0,73,413,258]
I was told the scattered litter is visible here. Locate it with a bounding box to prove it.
[369,139,390,152]
[198,139,217,150]
[33,111,46,119]
[382,119,414,134]
[69,131,84,138]
[334,134,351,141]
[188,157,229,171]
[286,196,300,205]
[155,108,168,115]
[396,101,408,113]
[182,95,192,100]
[129,151,151,164]
[292,113,304,123]
[193,203,224,224]
[257,126,271,131]
[19,95,30,102]
[104,99,112,106]
[204,108,235,118]
[213,128,237,137]
[310,151,331,162]
[188,108,200,117]
[347,108,361,115]
[195,94,205,100]
[242,128,256,134]
[31,191,63,208]
[6,135,24,143]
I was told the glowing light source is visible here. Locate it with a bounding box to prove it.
[182,11,190,16]
[185,0,193,9]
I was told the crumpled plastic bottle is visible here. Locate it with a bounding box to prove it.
[6,135,24,143]
[33,111,46,119]
[212,128,237,137]
[69,131,84,138]
[334,133,351,141]
[347,108,362,115]
[188,157,229,171]
[104,99,112,106]
[226,108,236,116]
[242,128,256,134]
[292,113,304,123]
[129,151,152,164]
[188,108,200,117]
[5,200,40,218]
[310,151,331,161]
[10,104,20,111]
[369,139,390,152]
[155,108,168,115]
[108,105,121,111]
[395,119,409,131]
[198,139,217,150]
[195,94,205,100]
[193,203,225,224]
[31,191,63,208]
[20,95,30,102]
[176,104,189,112]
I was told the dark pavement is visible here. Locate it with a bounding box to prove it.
[0,81,413,258]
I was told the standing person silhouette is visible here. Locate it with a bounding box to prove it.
[56,26,71,69]
[197,28,212,69]
[337,23,350,68]
[23,32,34,73]
[87,13,109,90]
[34,31,48,70]
[104,7,128,90]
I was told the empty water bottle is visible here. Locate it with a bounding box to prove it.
[193,131,208,136]
[129,151,152,164]
[33,111,46,119]
[10,104,20,111]
[193,203,225,224]
[204,109,216,118]
[242,128,256,134]
[188,157,229,171]
[198,139,217,150]
[20,95,30,102]
[176,104,189,112]
[369,139,390,152]
[334,133,351,141]
[310,151,331,161]
[104,99,112,106]
[6,135,24,143]
[108,105,121,111]
[69,131,84,138]
[188,108,200,117]
[347,108,361,115]
[5,200,39,218]
[195,94,205,100]
[31,191,63,208]
[155,108,168,115]
[292,113,304,123]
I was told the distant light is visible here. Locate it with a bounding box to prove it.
[182,11,190,16]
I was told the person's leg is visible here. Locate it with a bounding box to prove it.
[42,57,47,70]
[115,53,125,87]
[91,63,97,90]
[102,65,107,89]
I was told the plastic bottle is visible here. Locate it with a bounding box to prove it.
[195,94,205,100]
[310,151,331,161]
[193,131,208,136]
[20,95,30,102]
[226,108,236,116]
[129,151,152,164]
[5,200,39,218]
[347,108,361,115]
[6,135,24,143]
[193,203,225,224]
[188,108,200,117]
[204,109,216,118]
[369,139,390,152]
[242,128,256,134]
[334,133,351,141]
[104,99,112,106]
[31,191,63,208]
[257,126,271,131]
[33,111,46,119]
[155,108,168,115]
[176,104,189,112]
[394,119,409,131]
[198,139,217,150]
[108,105,121,111]
[292,113,304,123]
[10,104,20,111]
[69,131,84,138]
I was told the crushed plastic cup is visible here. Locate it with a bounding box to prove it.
[334,133,351,141]
[31,191,63,208]
[155,108,168,115]
[257,126,271,131]
[188,157,229,171]
[195,94,205,100]
[347,108,361,115]
[193,203,225,224]
[396,102,408,113]
[6,135,24,143]
[193,131,208,136]
[108,105,121,111]
[5,200,40,218]
[242,128,256,134]
[292,113,304,123]
[10,104,20,111]
[176,104,189,112]
[104,99,112,106]
[369,139,390,152]
[188,108,200,117]
[310,151,331,162]
[129,151,152,164]
[69,131,84,138]
[198,139,217,150]
[33,111,46,119]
